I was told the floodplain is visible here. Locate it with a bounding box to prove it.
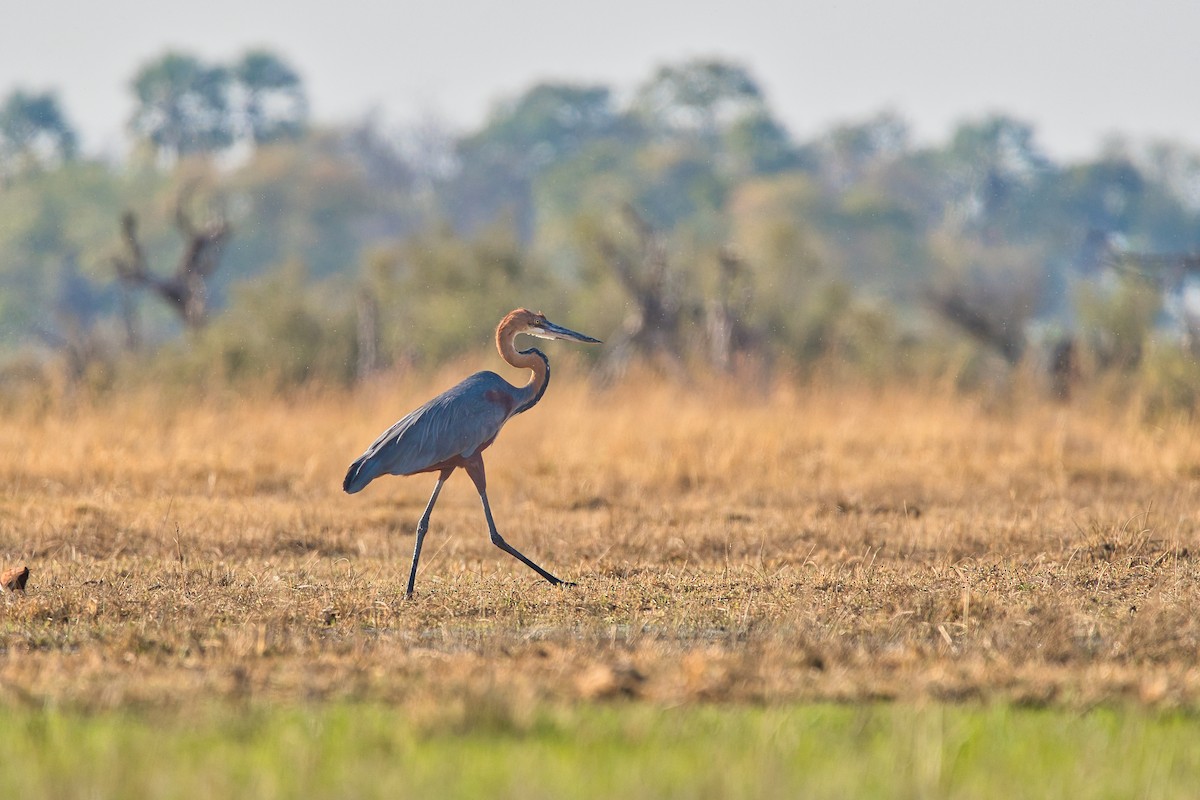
[3,370,1200,796]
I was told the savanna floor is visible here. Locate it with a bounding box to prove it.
[2,370,1200,794]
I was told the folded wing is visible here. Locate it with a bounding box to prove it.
[343,372,515,493]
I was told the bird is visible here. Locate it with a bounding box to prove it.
[344,308,601,597]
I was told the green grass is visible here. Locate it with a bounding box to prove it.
[1,701,1198,799]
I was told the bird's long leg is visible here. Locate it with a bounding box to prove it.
[406,468,453,598]
[463,456,573,587]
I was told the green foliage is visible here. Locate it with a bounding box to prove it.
[1138,341,1200,418]
[232,50,308,145]
[2,54,1200,405]
[224,135,383,282]
[633,58,767,138]
[129,53,233,159]
[1074,274,1161,370]
[143,260,357,390]
[929,235,1047,339]
[814,112,909,188]
[723,111,805,176]
[633,143,728,232]
[129,49,308,160]
[0,160,134,339]
[445,82,628,238]
[1053,158,1147,232]
[362,223,560,366]
[0,89,77,174]
[460,83,619,171]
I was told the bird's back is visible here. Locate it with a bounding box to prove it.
[343,372,518,493]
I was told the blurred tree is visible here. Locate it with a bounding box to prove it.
[446,83,624,237]
[927,238,1044,365]
[466,83,621,167]
[633,143,727,233]
[726,174,874,363]
[1053,157,1147,233]
[579,205,696,382]
[727,175,824,282]
[226,131,388,279]
[722,111,804,176]
[337,114,416,193]
[939,115,1051,239]
[231,50,308,145]
[2,57,1200,401]
[111,189,232,331]
[1074,272,1161,370]
[1138,141,1200,213]
[37,252,114,389]
[0,161,133,342]
[814,111,909,190]
[201,259,356,388]
[0,89,77,175]
[705,246,767,374]
[392,113,458,195]
[129,52,233,159]
[358,222,558,368]
[633,58,767,140]
[610,59,801,232]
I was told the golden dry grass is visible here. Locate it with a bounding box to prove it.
[3,366,1200,714]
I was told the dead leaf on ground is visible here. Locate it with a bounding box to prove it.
[2,565,29,594]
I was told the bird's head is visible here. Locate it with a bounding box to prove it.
[504,308,602,344]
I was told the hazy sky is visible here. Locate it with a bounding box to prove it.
[4,0,1199,161]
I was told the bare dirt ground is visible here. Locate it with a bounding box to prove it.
[2,371,1200,715]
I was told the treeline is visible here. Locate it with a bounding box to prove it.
[3,52,1200,405]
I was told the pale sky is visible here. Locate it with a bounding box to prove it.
[3,0,1199,161]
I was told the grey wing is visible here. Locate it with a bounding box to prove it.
[393,386,511,471]
[343,374,512,493]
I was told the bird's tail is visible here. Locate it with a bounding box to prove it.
[343,455,374,494]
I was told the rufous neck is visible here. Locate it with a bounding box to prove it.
[496,321,550,412]
[497,321,544,377]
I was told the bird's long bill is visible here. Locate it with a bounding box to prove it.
[537,320,602,344]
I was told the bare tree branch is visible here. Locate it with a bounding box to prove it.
[706,246,765,373]
[928,286,1026,365]
[112,190,232,333]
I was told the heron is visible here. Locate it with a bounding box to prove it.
[343,308,601,597]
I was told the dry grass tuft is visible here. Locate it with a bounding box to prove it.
[3,371,1200,712]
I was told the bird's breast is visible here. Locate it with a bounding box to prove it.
[483,388,516,415]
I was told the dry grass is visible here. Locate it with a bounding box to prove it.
[3,367,1200,714]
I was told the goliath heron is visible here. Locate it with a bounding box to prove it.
[344,308,601,597]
